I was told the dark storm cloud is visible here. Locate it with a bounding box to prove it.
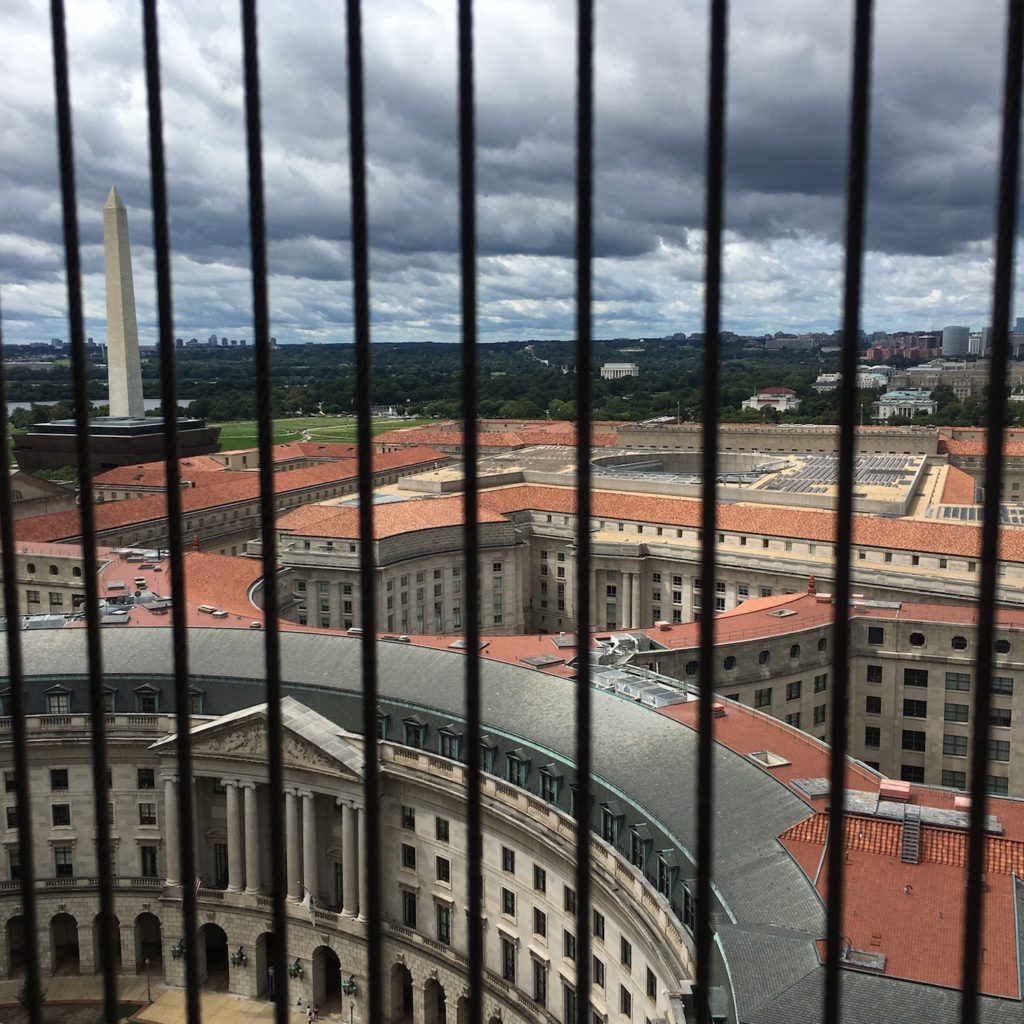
[0,0,1017,345]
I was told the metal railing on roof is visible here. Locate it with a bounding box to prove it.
[0,2,1020,1024]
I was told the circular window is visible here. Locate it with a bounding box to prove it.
[26,563,35,574]
[951,635,968,650]
[909,632,925,647]
[72,566,82,578]
[759,650,770,666]
[685,660,698,676]
[724,656,736,671]
[996,639,1011,654]
[817,637,827,653]
[790,644,801,660]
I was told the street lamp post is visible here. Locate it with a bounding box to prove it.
[144,956,152,1005]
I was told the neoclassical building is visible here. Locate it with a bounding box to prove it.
[5,625,1024,1022]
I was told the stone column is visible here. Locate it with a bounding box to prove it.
[192,778,200,881]
[225,780,243,893]
[163,775,180,887]
[302,790,318,902]
[242,782,261,894]
[286,790,302,902]
[590,569,599,630]
[631,572,641,628]
[621,573,631,629]
[357,804,368,921]
[341,801,358,916]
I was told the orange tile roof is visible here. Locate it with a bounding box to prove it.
[940,465,978,504]
[278,494,507,540]
[14,447,447,542]
[377,421,617,448]
[94,456,228,486]
[477,482,1024,561]
[779,813,1020,997]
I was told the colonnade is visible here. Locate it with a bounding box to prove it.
[161,776,366,917]
[589,569,642,630]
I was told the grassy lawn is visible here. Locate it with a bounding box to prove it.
[213,416,432,452]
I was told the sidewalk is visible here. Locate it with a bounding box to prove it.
[0,977,314,1022]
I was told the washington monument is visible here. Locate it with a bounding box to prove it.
[103,185,145,419]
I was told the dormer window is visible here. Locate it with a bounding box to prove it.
[438,727,462,760]
[134,685,160,714]
[506,750,530,787]
[403,716,427,750]
[45,686,71,715]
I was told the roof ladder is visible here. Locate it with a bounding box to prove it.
[900,804,922,864]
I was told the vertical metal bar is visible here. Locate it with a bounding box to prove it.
[238,3,289,1020]
[140,3,201,1019]
[694,1,727,1022]
[0,298,43,1024]
[825,2,874,1021]
[457,3,484,1023]
[344,3,383,1022]
[573,3,594,1023]
[47,3,119,1019]
[961,3,1024,1021]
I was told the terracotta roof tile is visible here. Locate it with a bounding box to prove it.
[940,465,977,504]
[278,494,507,540]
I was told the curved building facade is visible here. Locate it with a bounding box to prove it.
[3,627,1024,1022]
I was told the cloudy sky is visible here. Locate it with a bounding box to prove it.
[0,0,1019,346]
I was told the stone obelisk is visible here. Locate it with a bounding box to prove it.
[103,186,145,419]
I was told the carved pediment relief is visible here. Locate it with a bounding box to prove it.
[188,721,360,780]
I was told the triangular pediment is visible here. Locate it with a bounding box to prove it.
[151,697,364,780]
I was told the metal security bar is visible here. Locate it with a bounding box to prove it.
[0,2,1018,1024]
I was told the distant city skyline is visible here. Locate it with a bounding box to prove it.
[1,1,1023,347]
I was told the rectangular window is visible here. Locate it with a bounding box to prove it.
[435,817,449,842]
[502,846,516,873]
[942,770,967,789]
[864,727,880,748]
[436,856,451,884]
[534,864,546,892]
[903,699,927,719]
[140,844,158,878]
[646,968,657,1000]
[437,904,452,946]
[754,688,772,708]
[786,681,801,701]
[785,712,801,728]
[137,768,155,789]
[813,704,827,726]
[9,847,20,881]
[866,664,883,683]
[51,804,70,827]
[594,956,606,989]
[54,845,73,878]
[621,937,632,969]
[901,765,925,784]
[865,695,881,715]
[593,909,605,940]
[502,937,516,984]
[563,930,576,961]
[50,769,68,791]
[904,668,928,687]
[502,887,516,917]
[943,734,968,757]
[945,703,969,723]
[533,958,547,1006]
[992,707,1012,728]
[401,843,416,869]
[902,730,926,752]
[534,907,547,937]
[138,803,157,825]
[867,626,884,645]
[564,885,576,913]
[989,739,1011,762]
[946,672,970,692]
[987,775,1009,795]
[620,986,632,1020]
[402,805,416,829]
[402,890,417,928]
[814,673,828,693]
